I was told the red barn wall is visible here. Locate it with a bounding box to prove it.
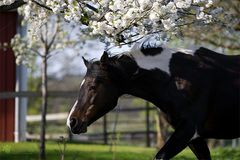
[0,12,17,141]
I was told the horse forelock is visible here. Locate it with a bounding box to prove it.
[110,54,139,77]
[85,53,139,82]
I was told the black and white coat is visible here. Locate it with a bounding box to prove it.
[123,45,240,160]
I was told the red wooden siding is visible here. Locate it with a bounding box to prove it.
[0,12,17,141]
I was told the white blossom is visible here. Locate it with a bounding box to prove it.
[105,12,114,22]
[0,0,16,6]
[166,2,177,13]
[152,2,160,10]
[149,11,159,21]
[175,0,192,9]
[196,11,205,19]
[205,0,213,8]
[98,0,110,7]
[162,18,176,30]
[113,19,121,29]
[109,0,125,11]
[138,0,152,11]
[124,8,138,20]
[1,0,229,44]
[193,0,201,3]
[196,11,212,23]
[23,4,31,19]
[10,15,81,68]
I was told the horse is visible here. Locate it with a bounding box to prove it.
[66,46,240,159]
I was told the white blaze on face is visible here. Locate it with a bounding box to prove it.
[66,100,78,128]
[80,79,86,87]
[66,79,86,128]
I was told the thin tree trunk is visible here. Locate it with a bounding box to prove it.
[39,53,48,160]
[156,111,170,149]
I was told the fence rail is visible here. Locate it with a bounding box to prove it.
[1,91,157,147]
[0,91,135,99]
[27,113,68,122]
[0,91,78,99]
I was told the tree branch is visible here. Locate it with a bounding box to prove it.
[40,30,45,44]
[77,1,98,13]
[30,48,44,57]
[0,0,26,12]
[31,0,52,11]
[47,20,59,50]
[0,0,52,12]
[119,36,145,46]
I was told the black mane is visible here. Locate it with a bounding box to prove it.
[105,54,139,84]
[85,54,139,84]
[110,54,138,74]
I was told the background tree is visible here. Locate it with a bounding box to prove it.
[11,15,81,160]
[181,0,240,53]
[1,0,238,45]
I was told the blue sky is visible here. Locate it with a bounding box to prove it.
[37,39,131,78]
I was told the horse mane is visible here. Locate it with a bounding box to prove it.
[106,53,171,87]
[88,48,170,86]
[110,54,138,70]
[106,54,139,83]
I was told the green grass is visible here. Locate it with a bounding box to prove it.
[0,142,239,160]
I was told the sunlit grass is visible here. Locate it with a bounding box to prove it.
[0,142,239,160]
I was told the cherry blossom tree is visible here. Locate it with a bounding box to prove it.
[11,15,81,160]
[181,0,240,52]
[1,0,238,46]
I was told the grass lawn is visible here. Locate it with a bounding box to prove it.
[0,141,239,160]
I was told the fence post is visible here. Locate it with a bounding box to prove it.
[146,101,150,147]
[15,64,28,142]
[103,115,108,144]
[68,129,72,141]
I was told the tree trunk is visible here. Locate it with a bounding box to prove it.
[39,54,48,160]
[156,111,170,149]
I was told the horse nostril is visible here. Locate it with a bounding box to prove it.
[70,117,78,128]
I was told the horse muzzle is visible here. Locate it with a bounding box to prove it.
[69,117,88,134]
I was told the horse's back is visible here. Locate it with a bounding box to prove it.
[194,47,240,74]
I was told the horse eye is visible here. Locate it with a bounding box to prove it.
[89,86,97,91]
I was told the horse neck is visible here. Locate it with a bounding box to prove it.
[123,68,171,110]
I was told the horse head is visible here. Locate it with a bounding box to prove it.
[67,51,139,134]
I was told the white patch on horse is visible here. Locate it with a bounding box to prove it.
[172,48,195,55]
[191,129,200,141]
[132,47,195,73]
[66,100,78,128]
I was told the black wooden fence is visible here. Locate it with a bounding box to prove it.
[0,91,158,147]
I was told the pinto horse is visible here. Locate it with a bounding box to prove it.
[67,46,240,159]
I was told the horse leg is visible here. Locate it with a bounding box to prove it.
[188,137,211,160]
[154,121,195,160]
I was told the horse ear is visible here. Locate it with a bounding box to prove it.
[100,51,109,64]
[82,56,89,67]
